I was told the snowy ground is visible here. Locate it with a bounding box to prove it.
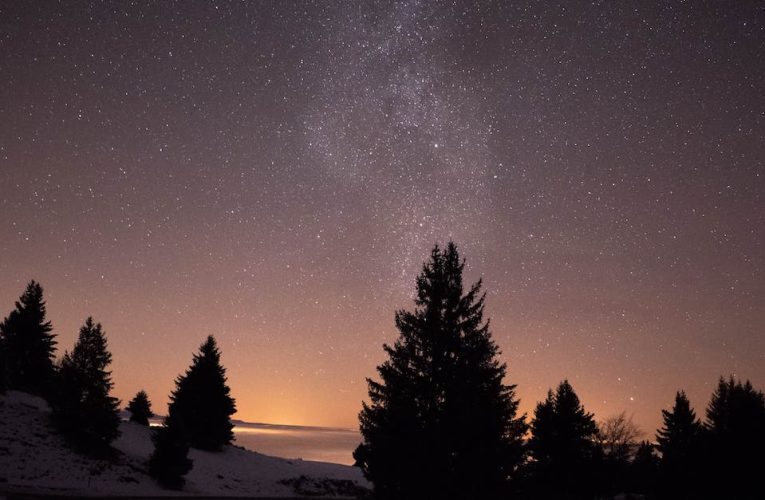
[0,391,369,498]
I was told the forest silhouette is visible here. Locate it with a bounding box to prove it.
[0,243,763,498]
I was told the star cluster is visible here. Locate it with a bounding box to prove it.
[1,1,763,432]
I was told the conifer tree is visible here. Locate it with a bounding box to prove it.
[704,376,765,498]
[0,281,57,395]
[54,317,121,449]
[655,390,703,497]
[629,441,659,495]
[656,391,702,466]
[355,243,527,500]
[127,390,154,426]
[528,380,599,498]
[706,376,765,438]
[148,421,193,489]
[165,335,236,451]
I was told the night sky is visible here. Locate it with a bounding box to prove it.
[1,2,763,435]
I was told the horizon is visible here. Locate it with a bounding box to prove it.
[1,1,763,443]
[0,277,757,438]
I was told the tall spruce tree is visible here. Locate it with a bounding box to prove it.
[528,380,599,499]
[704,376,765,498]
[0,281,57,395]
[655,391,703,497]
[166,335,236,451]
[127,390,154,426]
[354,243,527,500]
[656,391,702,467]
[54,317,121,450]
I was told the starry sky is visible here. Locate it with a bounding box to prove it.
[1,1,763,435]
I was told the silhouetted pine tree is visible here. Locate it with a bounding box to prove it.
[0,281,57,395]
[54,317,121,450]
[166,335,236,451]
[148,421,193,489]
[528,380,599,499]
[656,390,702,497]
[704,376,765,499]
[127,390,154,426]
[354,243,527,500]
[628,441,659,495]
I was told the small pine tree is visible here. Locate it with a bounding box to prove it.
[629,441,659,495]
[0,281,57,395]
[355,243,527,500]
[54,317,121,450]
[148,422,193,489]
[528,380,599,498]
[127,390,154,426]
[166,336,236,451]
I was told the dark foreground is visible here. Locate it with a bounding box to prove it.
[4,494,359,500]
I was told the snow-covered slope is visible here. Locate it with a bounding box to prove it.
[0,391,369,497]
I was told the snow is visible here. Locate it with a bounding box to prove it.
[0,391,369,497]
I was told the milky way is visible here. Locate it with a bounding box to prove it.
[1,2,763,433]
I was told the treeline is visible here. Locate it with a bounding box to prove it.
[1,243,764,499]
[0,281,235,488]
[354,243,765,500]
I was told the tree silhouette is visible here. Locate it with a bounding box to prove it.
[54,317,121,450]
[629,441,659,495]
[0,281,57,395]
[655,391,703,497]
[528,380,599,499]
[127,390,154,426]
[354,243,527,500]
[656,391,702,464]
[597,412,643,496]
[598,411,642,463]
[704,376,765,499]
[166,335,236,451]
[148,421,193,489]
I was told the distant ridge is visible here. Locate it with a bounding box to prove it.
[231,419,357,434]
[120,411,358,434]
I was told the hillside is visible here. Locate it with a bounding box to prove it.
[0,391,369,498]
